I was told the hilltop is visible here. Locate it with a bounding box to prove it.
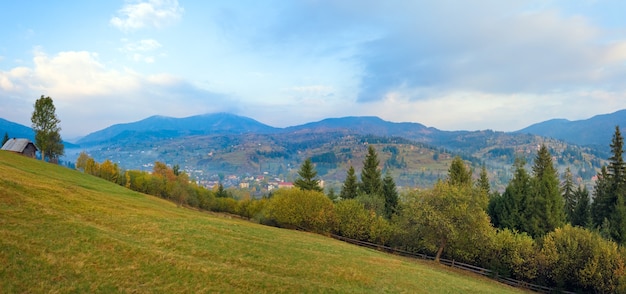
[0,151,525,293]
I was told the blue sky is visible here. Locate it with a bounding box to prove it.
[2,0,626,138]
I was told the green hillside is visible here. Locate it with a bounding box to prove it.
[0,151,525,293]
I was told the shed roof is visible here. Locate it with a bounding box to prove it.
[1,138,38,152]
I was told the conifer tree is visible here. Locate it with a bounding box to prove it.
[607,126,626,243]
[477,164,490,195]
[1,132,8,146]
[562,167,577,223]
[382,171,399,219]
[591,166,611,226]
[447,156,472,187]
[340,166,358,200]
[526,144,565,237]
[571,185,591,228]
[294,158,323,192]
[216,182,229,198]
[360,145,382,196]
[488,157,530,230]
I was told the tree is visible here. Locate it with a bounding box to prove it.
[294,158,323,192]
[215,182,229,198]
[75,151,91,172]
[447,156,472,187]
[607,126,626,243]
[340,166,358,200]
[562,167,577,223]
[400,180,493,263]
[488,157,530,231]
[1,132,8,146]
[31,95,64,161]
[477,164,490,195]
[360,145,382,196]
[591,126,626,243]
[382,171,399,219]
[525,144,565,237]
[571,185,591,228]
[591,166,611,227]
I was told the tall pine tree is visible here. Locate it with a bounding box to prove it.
[382,171,399,219]
[591,166,611,227]
[360,145,382,196]
[294,158,323,192]
[488,157,530,230]
[562,167,577,223]
[571,185,591,228]
[526,144,565,237]
[477,164,490,195]
[1,132,8,146]
[607,126,626,243]
[340,166,358,200]
[447,156,472,187]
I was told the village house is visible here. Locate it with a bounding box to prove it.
[1,138,38,158]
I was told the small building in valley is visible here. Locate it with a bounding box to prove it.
[1,138,38,158]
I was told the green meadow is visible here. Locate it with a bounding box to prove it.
[0,151,526,293]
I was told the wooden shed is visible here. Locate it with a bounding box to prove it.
[1,138,38,158]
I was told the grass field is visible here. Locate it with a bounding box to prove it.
[0,151,527,293]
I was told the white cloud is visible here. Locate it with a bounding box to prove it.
[0,49,236,137]
[121,39,163,63]
[124,39,162,51]
[110,0,183,32]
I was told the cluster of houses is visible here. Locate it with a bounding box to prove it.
[1,138,38,158]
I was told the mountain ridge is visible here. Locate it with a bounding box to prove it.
[516,109,626,146]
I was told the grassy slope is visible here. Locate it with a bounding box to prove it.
[0,151,526,293]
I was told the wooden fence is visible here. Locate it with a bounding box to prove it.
[328,233,575,294]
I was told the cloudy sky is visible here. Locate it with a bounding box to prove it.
[2,1,626,138]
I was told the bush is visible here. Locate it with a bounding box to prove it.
[539,225,626,293]
[265,189,335,233]
[210,197,239,214]
[334,199,376,241]
[236,198,267,220]
[482,229,537,281]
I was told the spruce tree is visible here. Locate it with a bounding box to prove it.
[1,132,8,146]
[216,183,229,198]
[477,164,490,195]
[360,145,382,196]
[294,158,323,192]
[382,171,399,219]
[591,166,611,227]
[562,167,577,223]
[488,157,530,231]
[340,166,358,200]
[571,185,591,228]
[526,144,565,237]
[607,126,626,243]
[447,156,472,187]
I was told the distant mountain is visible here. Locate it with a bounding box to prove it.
[77,113,279,146]
[0,118,78,149]
[284,116,438,141]
[516,109,626,146]
[0,118,35,141]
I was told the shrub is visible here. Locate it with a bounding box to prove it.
[482,229,537,281]
[334,199,375,241]
[265,189,335,233]
[210,197,239,214]
[540,225,626,293]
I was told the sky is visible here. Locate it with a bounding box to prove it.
[2,0,626,139]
